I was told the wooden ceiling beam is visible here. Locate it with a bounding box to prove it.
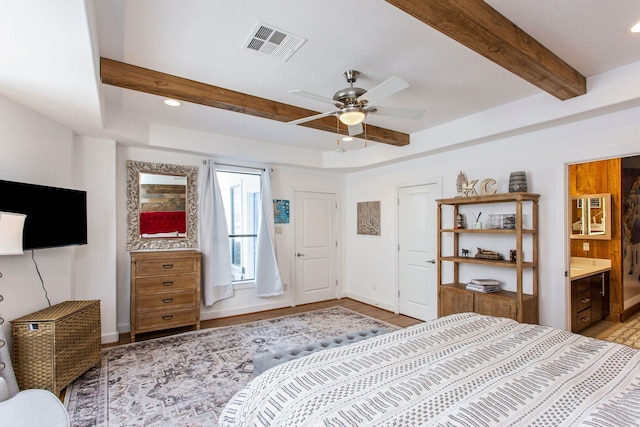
[385,0,586,100]
[100,58,410,147]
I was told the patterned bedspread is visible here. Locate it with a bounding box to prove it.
[220,313,640,426]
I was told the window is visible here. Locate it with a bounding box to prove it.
[216,170,261,282]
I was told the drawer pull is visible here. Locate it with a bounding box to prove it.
[162,298,174,304]
[162,315,174,321]
[581,298,590,304]
[580,317,590,322]
[162,263,174,269]
[162,281,174,287]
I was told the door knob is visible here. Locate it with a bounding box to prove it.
[296,252,305,257]
[426,259,436,264]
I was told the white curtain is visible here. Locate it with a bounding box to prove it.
[255,168,283,296]
[200,161,234,306]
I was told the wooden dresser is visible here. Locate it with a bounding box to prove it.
[130,250,201,342]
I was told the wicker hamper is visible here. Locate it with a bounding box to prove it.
[11,300,101,395]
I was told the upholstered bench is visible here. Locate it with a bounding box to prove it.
[253,328,388,376]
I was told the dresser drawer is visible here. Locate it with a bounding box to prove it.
[574,280,591,294]
[576,288,592,312]
[135,258,198,276]
[136,291,196,311]
[136,307,197,331]
[135,275,197,294]
[576,308,592,331]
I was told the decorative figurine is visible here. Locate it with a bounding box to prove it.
[474,247,504,260]
[461,248,470,258]
[455,213,465,229]
[456,171,466,197]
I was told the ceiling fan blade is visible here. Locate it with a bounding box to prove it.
[289,90,337,106]
[347,123,363,136]
[372,105,425,120]
[287,111,336,126]
[358,76,409,105]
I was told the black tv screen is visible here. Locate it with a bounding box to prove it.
[0,180,87,250]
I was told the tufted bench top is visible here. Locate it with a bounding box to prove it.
[253,328,388,377]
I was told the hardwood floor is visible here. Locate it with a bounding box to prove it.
[580,318,625,340]
[106,298,423,348]
[109,297,636,347]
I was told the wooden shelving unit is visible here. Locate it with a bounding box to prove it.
[437,192,539,324]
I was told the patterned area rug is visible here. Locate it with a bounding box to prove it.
[606,311,640,349]
[64,306,398,427]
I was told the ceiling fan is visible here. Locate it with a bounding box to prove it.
[288,70,425,137]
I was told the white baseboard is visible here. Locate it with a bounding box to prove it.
[343,291,396,313]
[101,332,120,344]
[200,300,293,320]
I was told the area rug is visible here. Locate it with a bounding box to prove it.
[64,306,398,427]
[606,311,640,349]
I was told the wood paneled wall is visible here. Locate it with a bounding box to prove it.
[140,184,186,212]
[568,159,622,320]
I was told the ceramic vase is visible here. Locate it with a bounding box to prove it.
[508,171,527,192]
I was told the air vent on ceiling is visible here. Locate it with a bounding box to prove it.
[243,21,306,62]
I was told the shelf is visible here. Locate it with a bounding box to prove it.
[440,228,535,234]
[440,256,535,268]
[437,192,539,324]
[437,192,540,206]
[442,283,536,298]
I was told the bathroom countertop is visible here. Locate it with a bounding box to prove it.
[570,257,612,280]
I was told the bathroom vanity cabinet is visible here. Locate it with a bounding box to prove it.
[571,271,610,333]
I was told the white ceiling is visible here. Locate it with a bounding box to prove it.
[2,0,640,161]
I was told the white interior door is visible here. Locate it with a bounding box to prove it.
[398,183,440,321]
[294,191,338,305]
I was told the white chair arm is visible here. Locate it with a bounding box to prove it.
[0,389,69,427]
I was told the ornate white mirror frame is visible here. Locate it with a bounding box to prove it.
[126,160,199,251]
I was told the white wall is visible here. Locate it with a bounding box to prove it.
[74,136,118,343]
[4,89,640,341]
[116,146,345,332]
[345,105,640,329]
[0,96,118,343]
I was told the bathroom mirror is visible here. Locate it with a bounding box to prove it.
[570,193,611,240]
[126,160,198,250]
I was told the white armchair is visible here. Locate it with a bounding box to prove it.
[0,328,69,427]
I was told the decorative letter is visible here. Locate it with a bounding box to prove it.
[480,178,497,195]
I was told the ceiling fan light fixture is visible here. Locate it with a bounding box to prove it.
[339,110,366,126]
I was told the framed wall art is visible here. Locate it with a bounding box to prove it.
[357,201,381,235]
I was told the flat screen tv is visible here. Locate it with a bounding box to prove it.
[0,179,87,250]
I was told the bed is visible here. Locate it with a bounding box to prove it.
[220,312,640,426]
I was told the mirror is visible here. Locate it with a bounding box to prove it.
[570,193,611,240]
[126,160,198,250]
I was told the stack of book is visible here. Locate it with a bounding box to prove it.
[466,279,501,293]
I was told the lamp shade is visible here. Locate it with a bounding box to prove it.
[0,212,26,255]
[339,110,366,126]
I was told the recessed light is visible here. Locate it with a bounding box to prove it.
[629,19,640,33]
[342,136,353,142]
[164,99,181,107]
